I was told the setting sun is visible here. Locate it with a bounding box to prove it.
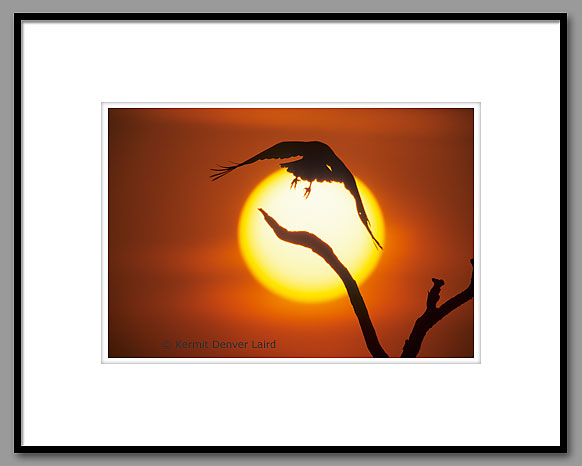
[238,170,385,303]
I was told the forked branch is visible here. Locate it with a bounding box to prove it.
[400,260,474,357]
[259,208,474,358]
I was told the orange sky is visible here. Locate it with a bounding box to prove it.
[108,107,474,358]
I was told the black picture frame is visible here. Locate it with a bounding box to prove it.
[13,12,567,454]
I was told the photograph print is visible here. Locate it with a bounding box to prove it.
[105,105,476,360]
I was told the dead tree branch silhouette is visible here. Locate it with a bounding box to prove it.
[259,209,388,358]
[259,208,474,358]
[401,259,474,357]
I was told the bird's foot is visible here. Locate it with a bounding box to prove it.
[303,186,312,199]
[290,177,299,190]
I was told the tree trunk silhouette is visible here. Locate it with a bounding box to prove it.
[259,208,389,358]
[259,209,474,358]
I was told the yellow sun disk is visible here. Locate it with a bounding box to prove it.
[238,170,385,303]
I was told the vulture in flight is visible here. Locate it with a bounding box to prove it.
[210,141,382,250]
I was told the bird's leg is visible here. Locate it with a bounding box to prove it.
[303,181,313,199]
[290,176,299,190]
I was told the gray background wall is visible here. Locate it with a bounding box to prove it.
[1,1,578,465]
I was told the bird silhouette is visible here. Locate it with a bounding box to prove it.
[210,141,382,249]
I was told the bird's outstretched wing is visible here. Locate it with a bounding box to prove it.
[210,141,308,181]
[342,176,383,250]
